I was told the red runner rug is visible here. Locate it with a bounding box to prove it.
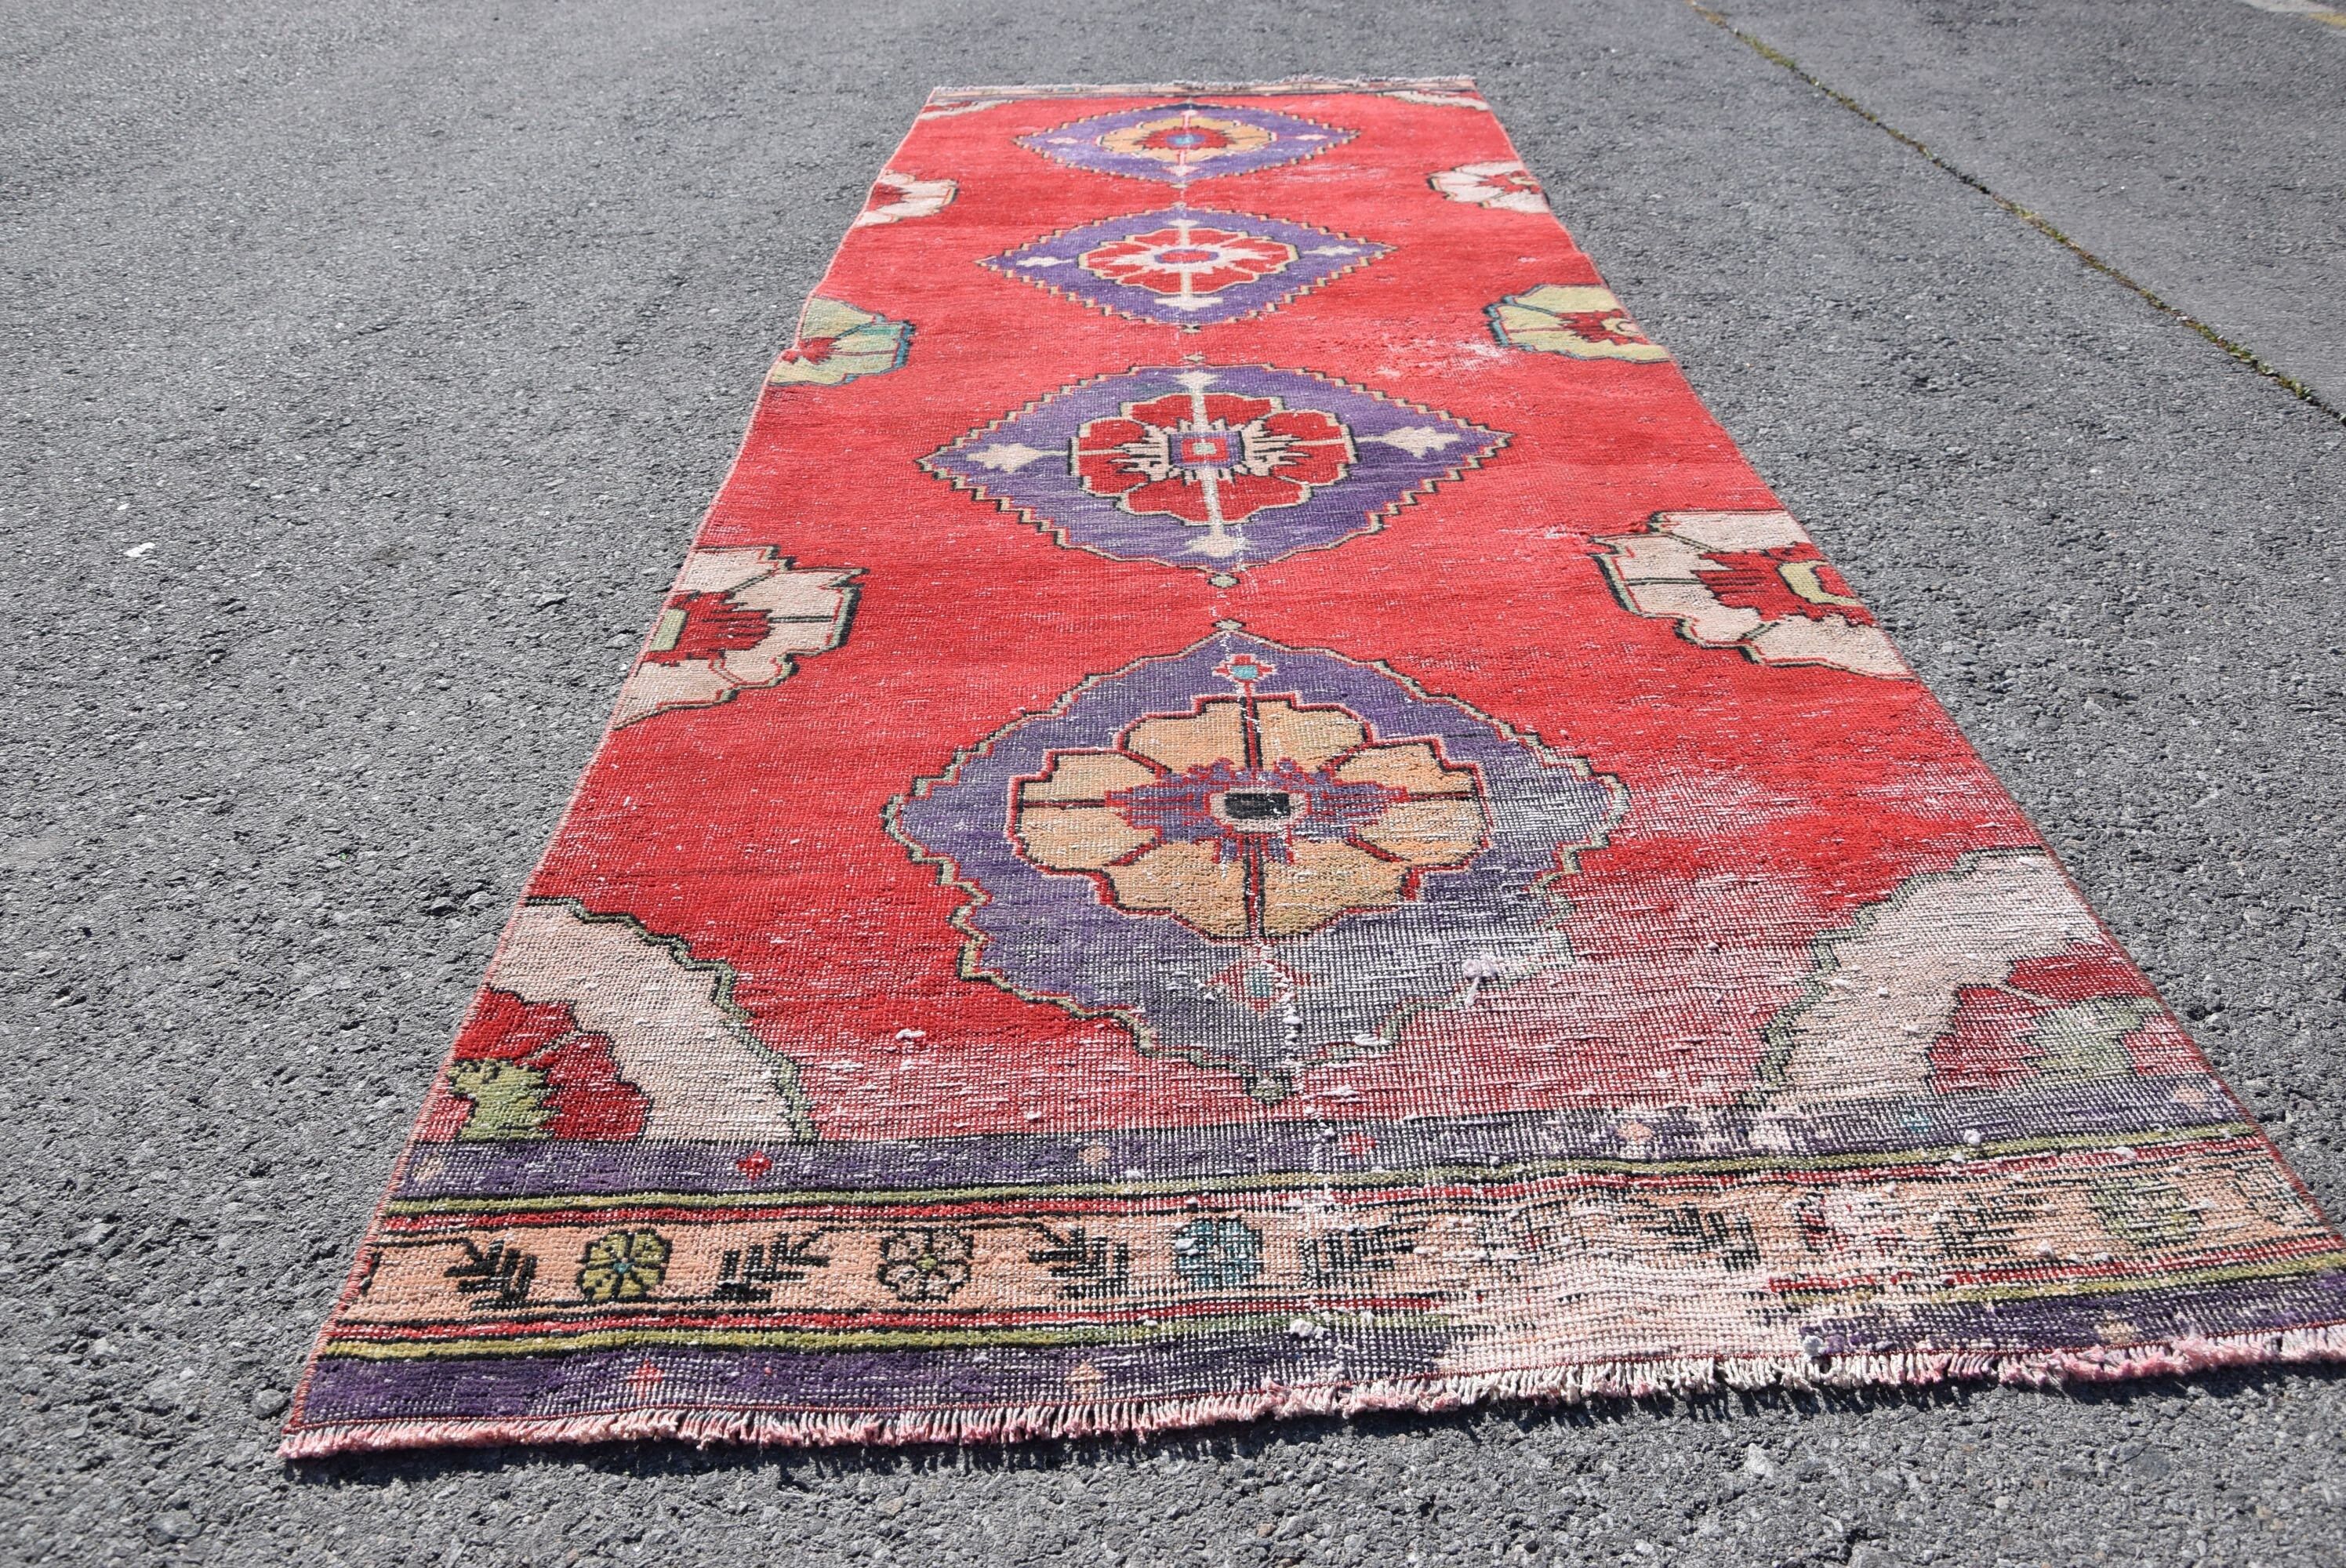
[284,78,2346,1455]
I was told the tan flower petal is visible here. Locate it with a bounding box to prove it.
[1333,739,1475,796]
[1251,698,1367,771]
[1013,804,1153,872]
[1020,750,1158,803]
[1357,797,1488,867]
[1262,840,1409,935]
[1124,701,1247,772]
[1102,841,1249,938]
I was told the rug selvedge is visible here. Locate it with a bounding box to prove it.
[284,75,2346,1457]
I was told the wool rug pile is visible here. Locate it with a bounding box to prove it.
[283,78,2346,1455]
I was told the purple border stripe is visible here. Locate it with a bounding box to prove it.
[394,1074,2244,1203]
[296,1322,1459,1427]
[1807,1264,2346,1356]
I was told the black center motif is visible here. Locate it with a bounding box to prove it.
[1220,791,1298,822]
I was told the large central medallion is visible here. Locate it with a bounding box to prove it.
[1011,659,1489,942]
[1016,101,1353,185]
[890,634,1625,1098]
[983,207,1388,327]
[924,367,1506,577]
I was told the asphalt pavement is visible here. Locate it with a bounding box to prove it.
[4,2,2343,1564]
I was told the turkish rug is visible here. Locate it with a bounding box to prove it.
[284,78,2346,1455]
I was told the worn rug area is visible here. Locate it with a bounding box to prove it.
[284,78,2346,1455]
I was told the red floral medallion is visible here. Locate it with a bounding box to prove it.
[1078,223,1298,298]
[1071,383,1354,540]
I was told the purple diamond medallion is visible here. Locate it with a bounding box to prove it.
[889,632,1626,1099]
[1018,101,1354,185]
[886,629,1623,1098]
[982,206,1389,328]
[922,365,1507,578]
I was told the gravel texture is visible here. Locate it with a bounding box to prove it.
[4,2,2342,1564]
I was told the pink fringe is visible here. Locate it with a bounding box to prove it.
[279,1320,2346,1459]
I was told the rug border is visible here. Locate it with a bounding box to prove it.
[281,1323,2346,1458]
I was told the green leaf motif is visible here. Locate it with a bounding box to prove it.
[766,297,912,387]
[2090,1173,2203,1248]
[2032,996,2159,1083]
[448,1060,553,1141]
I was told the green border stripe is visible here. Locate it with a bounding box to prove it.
[1774,1250,2346,1308]
[318,1309,1447,1361]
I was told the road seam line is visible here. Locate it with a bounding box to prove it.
[1683,0,2346,429]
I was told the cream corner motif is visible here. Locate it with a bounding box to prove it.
[1595,509,1912,679]
[612,547,859,728]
